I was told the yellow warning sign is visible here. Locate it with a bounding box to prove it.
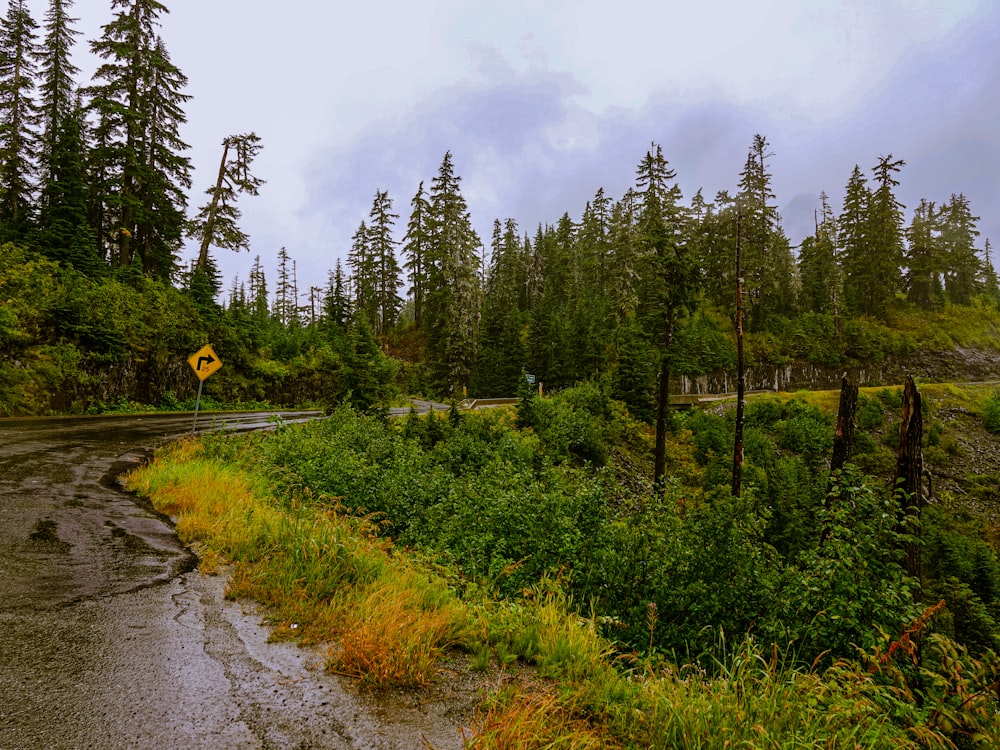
[187,344,223,381]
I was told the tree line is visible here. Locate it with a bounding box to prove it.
[2,1,999,423]
[333,136,998,400]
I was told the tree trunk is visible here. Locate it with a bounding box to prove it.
[732,206,745,498]
[653,297,676,492]
[829,375,859,478]
[894,376,924,586]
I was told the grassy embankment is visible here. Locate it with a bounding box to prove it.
[125,385,1000,748]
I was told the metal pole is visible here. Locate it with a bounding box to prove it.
[192,379,204,434]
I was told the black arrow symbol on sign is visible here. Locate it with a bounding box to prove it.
[196,355,216,371]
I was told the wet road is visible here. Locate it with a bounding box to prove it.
[0,412,469,749]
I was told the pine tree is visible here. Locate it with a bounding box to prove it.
[839,164,872,316]
[346,219,376,330]
[424,151,481,395]
[323,259,351,337]
[847,155,905,318]
[188,132,263,278]
[981,238,999,305]
[367,189,402,336]
[526,215,577,389]
[88,0,191,278]
[939,192,981,305]
[36,97,94,269]
[0,0,40,241]
[571,188,615,378]
[38,0,78,147]
[736,134,795,329]
[633,143,699,488]
[274,246,296,326]
[475,217,528,395]
[798,192,841,314]
[691,190,738,313]
[402,180,430,329]
[904,198,942,309]
[605,188,640,323]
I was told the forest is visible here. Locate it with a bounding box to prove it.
[2,1,1000,422]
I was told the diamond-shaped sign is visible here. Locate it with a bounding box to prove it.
[187,344,223,381]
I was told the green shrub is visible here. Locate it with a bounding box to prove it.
[982,390,1000,434]
[856,394,885,430]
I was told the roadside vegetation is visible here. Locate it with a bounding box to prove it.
[127,381,1000,748]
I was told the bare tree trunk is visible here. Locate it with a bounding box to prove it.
[732,206,745,498]
[895,376,924,587]
[196,141,230,271]
[829,375,859,478]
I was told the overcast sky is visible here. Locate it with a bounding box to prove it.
[35,0,1000,297]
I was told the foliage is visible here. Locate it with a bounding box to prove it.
[130,434,998,747]
[982,389,1000,434]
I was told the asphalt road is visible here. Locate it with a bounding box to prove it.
[0,412,468,750]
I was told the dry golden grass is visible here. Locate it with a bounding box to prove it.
[467,688,612,749]
[329,576,469,687]
[125,438,472,688]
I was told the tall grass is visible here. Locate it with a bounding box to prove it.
[125,437,471,687]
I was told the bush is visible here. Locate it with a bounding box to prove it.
[982,390,1000,434]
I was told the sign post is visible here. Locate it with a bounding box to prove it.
[187,344,223,433]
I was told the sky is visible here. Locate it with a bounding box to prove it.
[30,0,1000,298]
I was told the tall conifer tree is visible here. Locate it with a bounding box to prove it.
[736,134,795,329]
[368,189,402,336]
[424,151,481,394]
[634,143,699,488]
[0,0,40,241]
[35,1,93,268]
[402,180,430,329]
[188,132,263,280]
[88,0,191,278]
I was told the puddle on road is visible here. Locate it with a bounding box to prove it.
[25,518,72,554]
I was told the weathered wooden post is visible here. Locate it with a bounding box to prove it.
[894,376,924,587]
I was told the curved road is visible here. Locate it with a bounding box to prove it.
[0,412,468,749]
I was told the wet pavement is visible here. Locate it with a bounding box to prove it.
[0,413,472,749]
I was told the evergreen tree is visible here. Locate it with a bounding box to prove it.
[35,0,89,265]
[798,192,841,314]
[248,253,269,321]
[346,219,376,329]
[0,0,40,242]
[692,190,739,313]
[402,180,430,329]
[526,214,577,389]
[571,189,615,378]
[367,189,402,335]
[982,239,999,305]
[323,259,351,338]
[36,97,94,270]
[839,164,872,316]
[633,143,699,488]
[939,192,981,305]
[475,217,528,395]
[736,134,795,329]
[38,0,78,148]
[847,155,905,318]
[424,151,481,395]
[274,246,297,326]
[605,188,640,323]
[88,0,191,278]
[188,132,263,277]
[904,198,942,309]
